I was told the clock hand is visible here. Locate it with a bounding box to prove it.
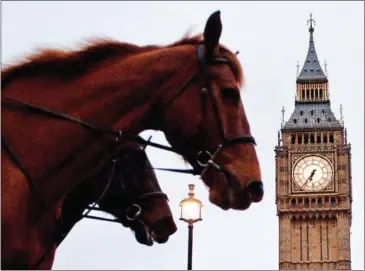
[308,169,316,181]
[302,169,317,188]
[302,176,312,187]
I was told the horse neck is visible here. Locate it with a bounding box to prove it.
[2,44,198,208]
[77,45,199,132]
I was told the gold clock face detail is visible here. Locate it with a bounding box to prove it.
[292,155,333,192]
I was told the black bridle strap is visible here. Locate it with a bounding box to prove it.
[137,191,169,201]
[224,136,257,146]
[197,44,229,65]
[83,214,120,223]
[162,71,198,110]
[81,158,117,218]
[1,135,52,212]
[132,136,174,153]
[3,95,176,153]
[153,167,197,175]
[3,96,117,137]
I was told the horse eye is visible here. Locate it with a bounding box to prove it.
[221,88,240,104]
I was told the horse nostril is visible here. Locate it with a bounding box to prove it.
[247,181,264,203]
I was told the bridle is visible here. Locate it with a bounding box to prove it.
[81,136,169,224]
[34,138,169,269]
[158,44,256,185]
[2,43,256,268]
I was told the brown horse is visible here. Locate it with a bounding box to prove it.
[2,10,262,269]
[37,139,176,269]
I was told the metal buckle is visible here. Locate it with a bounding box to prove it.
[115,130,123,143]
[197,144,223,178]
[197,150,212,167]
[125,204,142,221]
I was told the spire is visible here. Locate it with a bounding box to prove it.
[324,60,328,76]
[297,13,327,83]
[340,104,344,125]
[308,12,315,35]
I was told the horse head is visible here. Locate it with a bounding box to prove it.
[153,11,263,210]
[60,139,176,246]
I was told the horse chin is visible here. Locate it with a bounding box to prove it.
[149,216,176,243]
[206,172,231,210]
[129,216,175,245]
[208,190,230,210]
[131,223,154,246]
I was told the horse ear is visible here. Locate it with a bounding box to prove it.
[203,10,222,59]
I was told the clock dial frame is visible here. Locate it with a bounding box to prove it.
[292,154,333,192]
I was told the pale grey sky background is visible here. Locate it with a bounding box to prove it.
[2,1,364,270]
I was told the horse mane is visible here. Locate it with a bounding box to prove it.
[1,33,243,88]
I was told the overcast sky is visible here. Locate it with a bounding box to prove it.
[2,1,364,270]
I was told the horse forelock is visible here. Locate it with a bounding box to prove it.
[2,33,243,89]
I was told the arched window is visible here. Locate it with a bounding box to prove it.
[300,110,303,116]
[329,133,334,143]
[311,110,314,115]
[298,135,302,144]
[319,89,323,99]
[302,89,305,99]
[311,89,314,100]
[304,118,308,123]
[317,134,321,143]
[323,134,328,143]
[310,134,315,143]
[315,89,318,100]
[293,118,297,124]
[306,89,310,100]
[291,134,296,144]
[304,134,309,144]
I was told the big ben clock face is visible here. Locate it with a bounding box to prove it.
[292,155,333,192]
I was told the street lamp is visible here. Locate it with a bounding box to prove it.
[179,184,203,270]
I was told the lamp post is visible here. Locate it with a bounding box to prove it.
[179,184,203,270]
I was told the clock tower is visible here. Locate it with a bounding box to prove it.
[275,14,352,270]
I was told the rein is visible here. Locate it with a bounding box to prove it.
[2,95,175,153]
